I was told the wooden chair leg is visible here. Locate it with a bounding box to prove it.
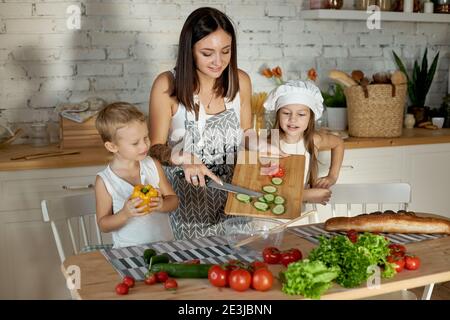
[421,283,434,300]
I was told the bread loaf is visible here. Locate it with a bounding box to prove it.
[324,211,450,234]
[328,70,358,87]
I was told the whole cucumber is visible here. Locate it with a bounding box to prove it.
[143,249,157,265]
[150,263,214,278]
[149,253,171,267]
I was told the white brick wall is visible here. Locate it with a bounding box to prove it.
[0,0,449,142]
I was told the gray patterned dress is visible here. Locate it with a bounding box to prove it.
[164,94,243,240]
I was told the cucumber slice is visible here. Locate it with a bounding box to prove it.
[262,185,277,193]
[253,201,269,211]
[272,204,285,215]
[236,193,251,203]
[258,196,267,203]
[271,177,283,185]
[263,193,275,203]
[274,195,285,205]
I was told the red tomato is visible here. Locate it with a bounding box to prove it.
[156,271,169,283]
[346,229,358,243]
[164,278,178,290]
[229,269,252,292]
[388,255,405,273]
[144,273,157,285]
[405,255,421,270]
[250,261,268,272]
[208,265,229,288]
[262,247,281,264]
[280,248,303,267]
[271,167,285,178]
[122,276,135,288]
[251,268,274,292]
[389,244,406,257]
[115,283,129,295]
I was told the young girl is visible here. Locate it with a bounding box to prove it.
[264,80,345,205]
[95,102,179,248]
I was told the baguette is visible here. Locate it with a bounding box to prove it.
[328,70,358,87]
[324,211,450,234]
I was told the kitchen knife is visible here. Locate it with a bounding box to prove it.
[174,169,263,198]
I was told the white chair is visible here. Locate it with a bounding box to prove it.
[311,183,433,300]
[41,192,112,264]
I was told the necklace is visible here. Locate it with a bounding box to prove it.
[206,92,214,109]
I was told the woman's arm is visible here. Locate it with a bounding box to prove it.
[95,176,146,233]
[238,69,252,131]
[313,132,345,188]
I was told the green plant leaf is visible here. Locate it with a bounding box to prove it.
[424,51,440,98]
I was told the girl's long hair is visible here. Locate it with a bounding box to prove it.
[172,7,239,118]
[273,111,318,187]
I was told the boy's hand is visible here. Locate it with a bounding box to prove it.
[122,198,148,218]
[304,188,332,205]
[313,175,338,189]
[147,188,163,213]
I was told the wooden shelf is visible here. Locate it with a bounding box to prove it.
[300,9,450,23]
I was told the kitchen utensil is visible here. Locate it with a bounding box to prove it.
[0,128,24,148]
[225,151,305,219]
[233,210,317,248]
[174,169,263,197]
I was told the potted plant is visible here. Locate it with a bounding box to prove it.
[322,83,347,131]
[392,49,439,125]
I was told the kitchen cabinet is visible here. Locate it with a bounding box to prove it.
[315,142,450,220]
[0,165,104,299]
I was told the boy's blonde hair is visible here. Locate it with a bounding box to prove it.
[95,102,146,143]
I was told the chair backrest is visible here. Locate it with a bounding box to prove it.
[323,183,411,218]
[41,192,104,263]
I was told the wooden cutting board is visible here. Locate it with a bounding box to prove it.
[225,151,305,219]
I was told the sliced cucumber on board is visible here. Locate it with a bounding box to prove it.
[272,204,285,215]
[262,185,277,193]
[236,193,251,203]
[271,177,283,185]
[254,201,269,211]
[274,195,285,205]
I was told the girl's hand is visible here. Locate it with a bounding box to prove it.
[304,188,332,205]
[313,175,338,189]
[182,158,222,187]
[122,198,148,218]
[147,188,163,213]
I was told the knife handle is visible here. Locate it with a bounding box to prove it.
[174,169,211,183]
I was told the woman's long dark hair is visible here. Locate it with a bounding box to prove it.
[172,7,239,117]
[273,111,318,187]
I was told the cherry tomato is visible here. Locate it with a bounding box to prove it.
[388,255,405,273]
[115,283,129,295]
[144,273,157,285]
[250,261,268,272]
[271,167,285,178]
[346,229,358,243]
[280,248,303,267]
[251,268,274,292]
[229,269,252,292]
[389,244,406,257]
[122,275,135,288]
[405,255,421,270]
[262,247,281,264]
[164,278,178,290]
[208,265,229,288]
[156,271,169,283]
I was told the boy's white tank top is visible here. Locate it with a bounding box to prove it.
[97,157,174,248]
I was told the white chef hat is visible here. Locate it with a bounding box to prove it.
[263,80,324,120]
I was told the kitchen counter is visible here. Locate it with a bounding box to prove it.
[1,128,450,171]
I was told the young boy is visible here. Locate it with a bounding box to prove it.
[95,102,178,248]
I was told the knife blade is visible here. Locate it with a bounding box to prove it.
[174,169,263,198]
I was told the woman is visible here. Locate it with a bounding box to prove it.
[148,7,252,240]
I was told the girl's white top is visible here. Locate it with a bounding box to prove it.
[97,157,174,248]
[280,139,310,186]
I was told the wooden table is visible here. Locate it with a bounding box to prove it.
[61,229,450,300]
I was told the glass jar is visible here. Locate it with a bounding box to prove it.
[356,0,377,10]
[31,123,49,147]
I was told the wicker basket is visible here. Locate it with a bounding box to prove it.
[345,84,407,138]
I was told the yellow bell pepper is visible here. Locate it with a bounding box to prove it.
[130,184,158,212]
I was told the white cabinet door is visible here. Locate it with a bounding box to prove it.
[403,143,450,218]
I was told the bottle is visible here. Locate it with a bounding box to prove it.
[404,113,415,129]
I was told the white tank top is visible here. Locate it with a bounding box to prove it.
[97,157,174,248]
[280,139,310,186]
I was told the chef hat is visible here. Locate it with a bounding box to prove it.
[263,80,324,120]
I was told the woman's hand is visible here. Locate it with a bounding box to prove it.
[303,188,332,205]
[182,162,222,187]
[313,175,338,189]
[121,198,148,218]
